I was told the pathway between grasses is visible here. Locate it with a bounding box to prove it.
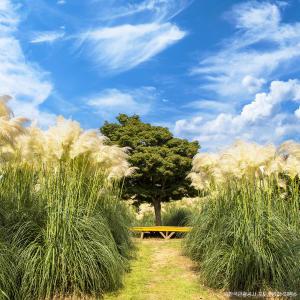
[105,239,226,300]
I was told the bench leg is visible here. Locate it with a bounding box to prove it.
[166,232,175,239]
[141,232,144,239]
[159,231,167,239]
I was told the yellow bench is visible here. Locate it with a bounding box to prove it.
[130,226,192,239]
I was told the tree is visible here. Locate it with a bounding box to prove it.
[100,114,200,225]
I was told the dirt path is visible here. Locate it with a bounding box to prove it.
[105,239,226,300]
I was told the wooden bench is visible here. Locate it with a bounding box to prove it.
[130,226,192,239]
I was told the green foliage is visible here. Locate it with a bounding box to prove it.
[184,178,300,293]
[100,114,200,224]
[162,207,192,227]
[0,242,17,300]
[0,159,133,299]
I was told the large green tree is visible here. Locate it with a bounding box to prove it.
[100,114,200,225]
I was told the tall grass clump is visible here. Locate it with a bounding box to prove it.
[185,140,300,293]
[16,161,129,299]
[162,206,192,226]
[0,242,17,300]
[0,96,135,299]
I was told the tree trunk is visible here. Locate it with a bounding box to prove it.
[153,200,162,226]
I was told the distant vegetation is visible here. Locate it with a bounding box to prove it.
[129,197,199,228]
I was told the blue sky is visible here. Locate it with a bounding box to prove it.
[1,0,300,151]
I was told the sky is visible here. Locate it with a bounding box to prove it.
[1,0,300,151]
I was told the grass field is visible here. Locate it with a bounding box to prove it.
[105,238,226,300]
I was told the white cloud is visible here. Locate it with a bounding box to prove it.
[9,99,56,128]
[30,30,65,44]
[240,79,300,122]
[57,0,66,5]
[174,79,300,151]
[242,75,265,94]
[184,99,233,113]
[80,22,185,73]
[103,0,192,22]
[87,87,157,119]
[295,107,300,119]
[181,1,300,150]
[193,1,300,98]
[175,116,203,134]
[0,0,55,126]
[0,1,18,34]
[230,1,281,30]
[79,0,188,73]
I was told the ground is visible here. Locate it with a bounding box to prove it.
[105,238,226,300]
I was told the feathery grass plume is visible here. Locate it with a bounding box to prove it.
[188,152,218,190]
[45,116,81,161]
[0,96,13,118]
[278,140,300,160]
[70,130,107,158]
[16,125,47,164]
[0,97,133,178]
[193,140,300,191]
[15,116,133,178]
[186,140,300,293]
[0,96,27,164]
[277,141,300,179]
[0,117,28,147]
[215,141,277,181]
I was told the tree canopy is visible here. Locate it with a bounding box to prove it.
[100,114,200,225]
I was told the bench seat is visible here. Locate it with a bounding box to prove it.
[130,226,192,239]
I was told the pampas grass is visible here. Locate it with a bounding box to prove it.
[0,158,133,300]
[14,161,127,299]
[186,140,300,293]
[0,96,134,299]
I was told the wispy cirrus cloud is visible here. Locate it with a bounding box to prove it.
[0,0,55,127]
[87,87,157,120]
[30,30,65,44]
[184,99,233,113]
[79,0,189,73]
[101,0,192,22]
[192,1,300,99]
[80,23,185,73]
